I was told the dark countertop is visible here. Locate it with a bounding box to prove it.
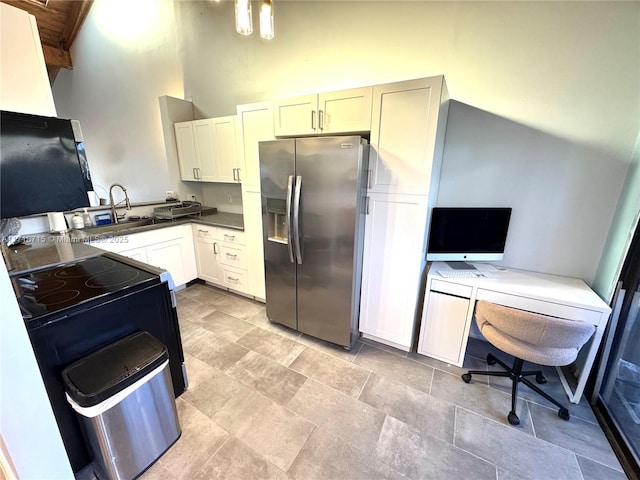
[3,211,244,276]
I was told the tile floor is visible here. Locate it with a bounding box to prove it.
[139,283,627,480]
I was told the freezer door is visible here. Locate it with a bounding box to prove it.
[259,140,297,330]
[295,136,365,346]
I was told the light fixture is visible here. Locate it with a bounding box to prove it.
[235,0,252,36]
[260,0,274,40]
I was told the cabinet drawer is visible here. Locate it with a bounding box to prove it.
[193,224,216,239]
[221,266,247,292]
[476,289,602,325]
[219,244,247,269]
[430,279,473,298]
[220,229,245,245]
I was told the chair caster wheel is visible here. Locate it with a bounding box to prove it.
[535,373,547,384]
[461,373,472,384]
[507,411,520,426]
[558,408,570,421]
[487,354,497,366]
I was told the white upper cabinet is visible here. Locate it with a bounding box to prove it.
[236,102,275,189]
[174,116,239,183]
[210,116,239,183]
[174,121,199,181]
[369,76,448,195]
[0,3,56,117]
[273,86,372,137]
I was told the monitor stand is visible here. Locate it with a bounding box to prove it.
[446,261,476,270]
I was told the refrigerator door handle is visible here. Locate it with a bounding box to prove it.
[293,175,303,264]
[286,175,295,263]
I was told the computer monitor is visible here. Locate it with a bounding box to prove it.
[426,207,512,262]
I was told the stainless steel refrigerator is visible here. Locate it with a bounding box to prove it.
[259,136,368,348]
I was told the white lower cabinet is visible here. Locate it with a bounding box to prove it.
[192,224,249,294]
[359,193,429,351]
[90,224,197,288]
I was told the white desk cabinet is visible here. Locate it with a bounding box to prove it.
[273,86,372,137]
[369,76,448,195]
[359,193,429,350]
[417,262,612,403]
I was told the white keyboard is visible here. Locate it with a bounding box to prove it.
[438,270,494,279]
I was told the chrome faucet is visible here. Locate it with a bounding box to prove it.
[109,183,131,224]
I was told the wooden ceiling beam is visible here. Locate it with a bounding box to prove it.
[42,44,72,69]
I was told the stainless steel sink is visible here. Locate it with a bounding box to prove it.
[72,217,159,236]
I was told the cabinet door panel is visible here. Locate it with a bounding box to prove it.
[174,122,199,181]
[359,193,428,349]
[193,119,216,181]
[419,291,472,365]
[237,103,274,188]
[273,94,317,136]
[370,77,443,194]
[194,238,221,284]
[242,190,266,299]
[319,87,372,134]
[212,116,238,183]
[147,240,188,287]
[119,246,148,263]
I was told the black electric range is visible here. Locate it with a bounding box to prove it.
[16,255,160,327]
[16,254,186,473]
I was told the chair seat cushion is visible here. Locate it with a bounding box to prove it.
[480,323,579,366]
[474,301,596,366]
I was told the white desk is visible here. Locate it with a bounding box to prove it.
[417,262,612,403]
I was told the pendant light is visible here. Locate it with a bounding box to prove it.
[260,0,274,40]
[235,0,252,36]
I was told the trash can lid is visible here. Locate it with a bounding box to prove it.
[62,331,169,407]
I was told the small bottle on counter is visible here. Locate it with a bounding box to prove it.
[71,213,84,229]
[82,208,93,227]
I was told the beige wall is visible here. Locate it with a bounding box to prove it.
[52,0,640,283]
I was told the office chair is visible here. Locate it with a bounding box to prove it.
[461,300,596,425]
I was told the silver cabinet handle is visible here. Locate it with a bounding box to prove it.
[286,175,295,264]
[232,168,236,181]
[236,168,241,182]
[367,169,372,189]
[226,253,237,259]
[213,242,218,254]
[311,110,316,131]
[227,276,240,284]
[193,167,198,180]
[319,109,324,131]
[293,175,303,264]
[365,196,370,215]
[224,234,235,241]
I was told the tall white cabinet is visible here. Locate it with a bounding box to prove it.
[0,3,56,117]
[236,102,275,301]
[359,76,449,351]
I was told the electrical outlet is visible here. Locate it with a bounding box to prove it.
[188,194,197,202]
[226,194,233,203]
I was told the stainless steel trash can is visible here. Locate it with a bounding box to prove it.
[63,331,181,480]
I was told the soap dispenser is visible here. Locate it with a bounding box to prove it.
[82,208,93,227]
[71,213,84,229]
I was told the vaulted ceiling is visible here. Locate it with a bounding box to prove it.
[1,0,93,83]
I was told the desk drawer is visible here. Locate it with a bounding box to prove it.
[476,289,603,325]
[430,279,473,299]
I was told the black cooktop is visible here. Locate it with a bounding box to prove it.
[16,255,159,321]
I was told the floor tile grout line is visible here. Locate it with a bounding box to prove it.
[356,370,373,400]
